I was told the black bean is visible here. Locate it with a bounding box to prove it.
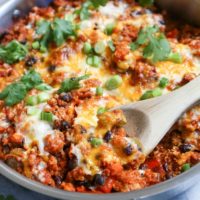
[59,121,71,131]
[132,10,142,16]
[60,93,72,102]
[68,157,78,171]
[179,144,192,153]
[93,174,105,186]
[139,164,147,170]
[48,65,56,73]
[12,9,22,20]
[163,163,169,172]
[20,40,27,45]
[103,131,112,142]
[123,163,131,170]
[0,31,8,41]
[159,20,165,25]
[5,157,22,170]
[80,126,87,134]
[165,173,173,180]
[53,175,62,186]
[2,145,10,154]
[25,56,37,67]
[124,144,133,156]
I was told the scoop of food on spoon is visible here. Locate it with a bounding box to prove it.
[116,76,200,155]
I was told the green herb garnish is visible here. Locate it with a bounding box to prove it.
[159,77,169,88]
[0,195,16,200]
[108,40,115,52]
[139,0,154,7]
[75,0,109,20]
[0,70,42,106]
[36,18,76,49]
[0,40,28,64]
[131,26,171,63]
[58,74,90,94]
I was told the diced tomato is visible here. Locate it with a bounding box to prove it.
[99,178,114,193]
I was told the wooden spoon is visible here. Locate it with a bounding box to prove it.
[116,76,200,155]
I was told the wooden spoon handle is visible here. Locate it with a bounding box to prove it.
[136,76,200,154]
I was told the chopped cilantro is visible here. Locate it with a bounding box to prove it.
[36,18,76,49]
[0,70,43,106]
[58,74,90,93]
[108,40,115,52]
[75,0,109,20]
[0,195,16,200]
[159,77,169,88]
[0,40,28,64]
[90,0,109,8]
[139,0,154,7]
[131,26,171,62]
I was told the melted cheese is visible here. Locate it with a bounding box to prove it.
[99,1,127,18]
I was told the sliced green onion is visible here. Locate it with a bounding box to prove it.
[108,40,115,52]
[27,107,40,116]
[26,95,38,106]
[130,42,138,51]
[64,13,75,22]
[40,45,47,53]
[94,41,106,54]
[159,77,169,88]
[105,75,123,90]
[97,107,107,115]
[86,55,101,68]
[37,92,51,103]
[181,163,191,172]
[168,52,182,64]
[96,87,103,96]
[140,88,162,100]
[35,83,52,91]
[90,138,103,147]
[40,111,53,122]
[32,41,40,50]
[104,23,115,35]
[83,42,92,54]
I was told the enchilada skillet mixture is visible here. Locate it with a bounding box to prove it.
[0,0,200,193]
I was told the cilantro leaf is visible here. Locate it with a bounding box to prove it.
[108,40,115,52]
[139,0,154,7]
[0,195,16,200]
[74,1,92,20]
[131,26,171,62]
[36,18,76,49]
[75,0,108,20]
[21,69,43,90]
[0,40,28,64]
[58,74,90,93]
[90,0,109,8]
[0,70,43,106]
[1,82,27,106]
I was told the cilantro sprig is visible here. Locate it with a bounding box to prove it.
[0,70,42,106]
[0,40,28,64]
[130,26,171,62]
[75,0,108,20]
[58,74,90,93]
[36,18,76,50]
[139,0,154,7]
[0,194,16,200]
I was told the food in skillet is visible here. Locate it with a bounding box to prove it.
[0,0,200,193]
